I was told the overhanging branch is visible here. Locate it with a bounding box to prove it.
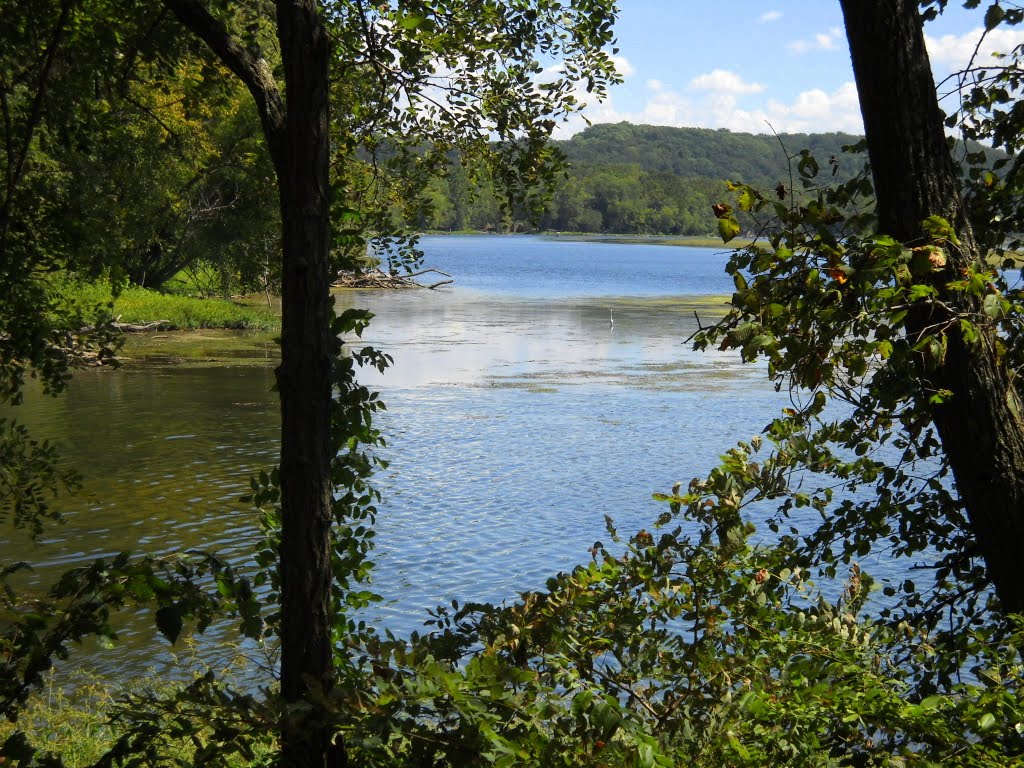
[160,0,286,166]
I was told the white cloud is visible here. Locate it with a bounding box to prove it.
[925,26,1024,73]
[759,10,782,23]
[611,54,635,78]
[787,27,843,53]
[555,79,863,138]
[646,79,664,92]
[758,81,863,134]
[689,69,765,95]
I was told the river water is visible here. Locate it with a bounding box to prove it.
[4,235,797,679]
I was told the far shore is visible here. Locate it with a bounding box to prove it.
[423,230,749,249]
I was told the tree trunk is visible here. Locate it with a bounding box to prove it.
[273,3,341,768]
[840,0,1024,615]
[161,1,341,766]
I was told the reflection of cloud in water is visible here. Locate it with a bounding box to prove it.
[335,289,746,391]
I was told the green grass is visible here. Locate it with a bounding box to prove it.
[57,280,280,333]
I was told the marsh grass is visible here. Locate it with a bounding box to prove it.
[55,280,279,332]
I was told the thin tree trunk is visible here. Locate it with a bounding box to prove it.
[840,0,1024,614]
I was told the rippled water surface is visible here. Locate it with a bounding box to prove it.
[3,236,796,678]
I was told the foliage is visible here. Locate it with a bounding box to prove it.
[940,2,1024,257]
[2,0,622,765]
[63,59,280,291]
[8,3,1024,768]
[0,673,121,768]
[1,0,279,295]
[0,421,79,539]
[689,135,1024,680]
[298,439,1021,767]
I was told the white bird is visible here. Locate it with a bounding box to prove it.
[609,308,614,328]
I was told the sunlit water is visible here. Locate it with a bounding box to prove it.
[1,235,833,680]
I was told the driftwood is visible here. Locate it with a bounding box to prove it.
[113,320,174,332]
[332,267,453,290]
[79,319,174,333]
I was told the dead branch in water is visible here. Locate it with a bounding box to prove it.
[332,267,453,290]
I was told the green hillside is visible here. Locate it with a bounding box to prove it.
[557,122,865,185]
[419,122,1000,237]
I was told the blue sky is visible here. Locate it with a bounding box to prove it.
[560,1,1024,135]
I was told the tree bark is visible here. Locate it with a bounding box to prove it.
[162,1,340,766]
[841,0,1024,615]
[273,3,341,768]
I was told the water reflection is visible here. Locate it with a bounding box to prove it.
[1,237,788,679]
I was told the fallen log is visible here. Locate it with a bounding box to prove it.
[113,320,174,332]
[79,318,174,333]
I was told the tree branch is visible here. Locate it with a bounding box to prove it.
[160,0,286,166]
[0,0,75,260]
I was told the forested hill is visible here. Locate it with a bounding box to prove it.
[555,122,865,186]
[422,122,998,236]
[424,123,868,235]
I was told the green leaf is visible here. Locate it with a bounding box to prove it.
[921,215,960,244]
[397,13,427,30]
[592,698,623,740]
[798,150,819,179]
[718,215,741,243]
[638,742,655,768]
[156,604,184,644]
[982,292,1005,319]
[985,3,1005,30]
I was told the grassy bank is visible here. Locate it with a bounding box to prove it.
[58,280,280,333]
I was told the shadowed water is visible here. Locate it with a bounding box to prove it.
[3,236,797,679]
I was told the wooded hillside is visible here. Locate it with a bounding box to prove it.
[558,122,864,184]
[419,122,865,235]
[419,122,1000,237]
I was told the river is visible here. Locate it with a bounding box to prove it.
[4,235,797,679]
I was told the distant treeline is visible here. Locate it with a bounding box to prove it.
[415,122,999,236]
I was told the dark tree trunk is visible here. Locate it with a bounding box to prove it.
[273,3,341,768]
[840,0,1024,615]
[162,1,341,766]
